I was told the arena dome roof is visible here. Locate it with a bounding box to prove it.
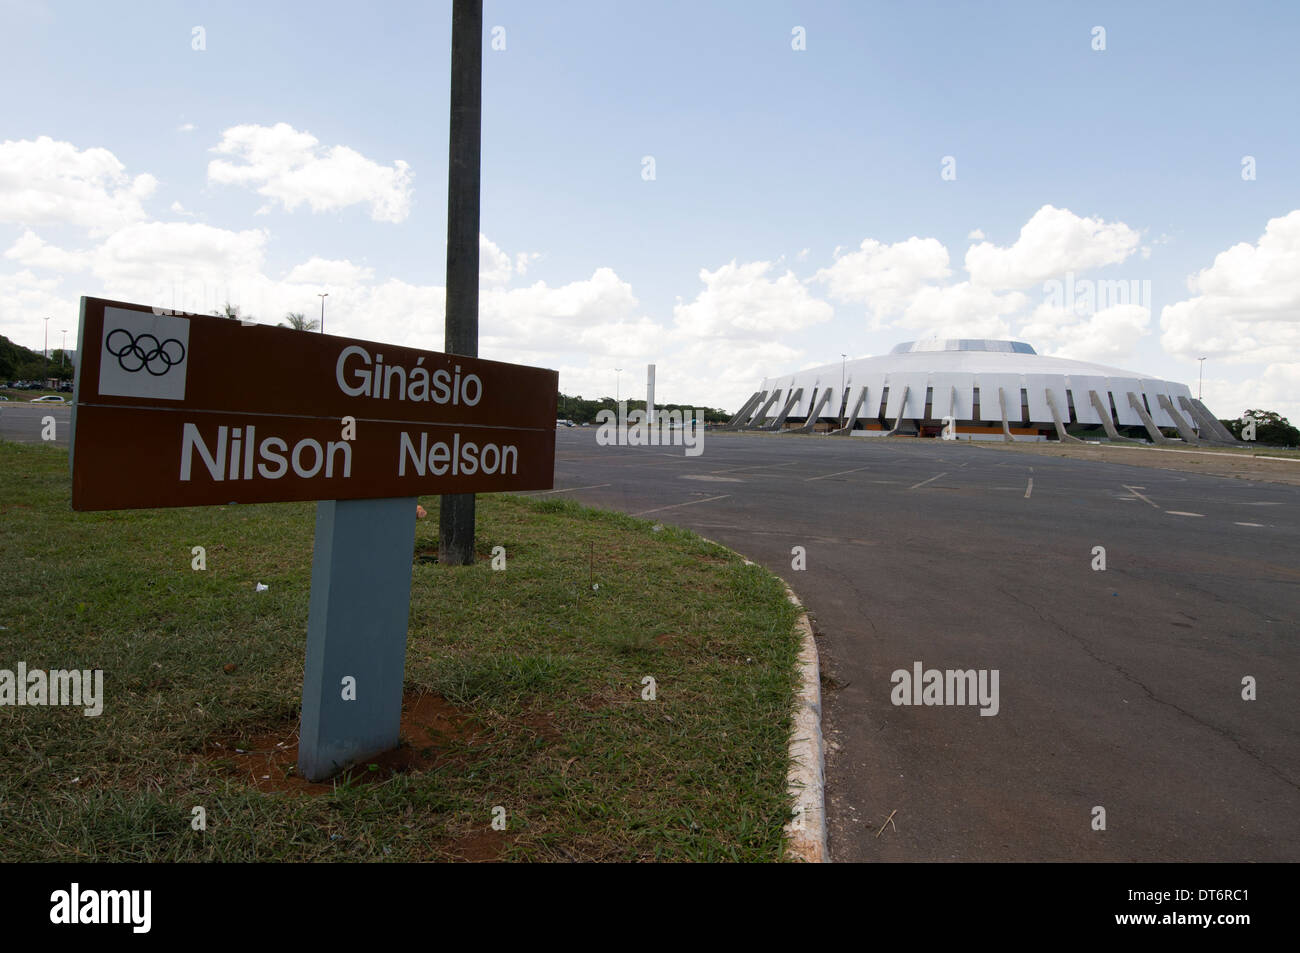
[795,340,1166,381]
[723,340,1238,446]
[890,339,1037,355]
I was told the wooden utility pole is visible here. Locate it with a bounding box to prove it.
[439,0,483,566]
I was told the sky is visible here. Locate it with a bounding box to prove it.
[1,0,1298,419]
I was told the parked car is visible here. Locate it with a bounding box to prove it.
[31,395,67,403]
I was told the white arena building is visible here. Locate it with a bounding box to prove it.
[722,339,1239,445]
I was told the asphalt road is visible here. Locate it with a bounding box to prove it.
[0,403,71,447]
[542,428,1300,861]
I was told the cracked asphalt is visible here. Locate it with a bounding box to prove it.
[539,427,1300,861]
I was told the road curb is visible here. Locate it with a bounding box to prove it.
[779,582,827,862]
[698,536,827,863]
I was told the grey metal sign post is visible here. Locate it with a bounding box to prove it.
[298,497,419,781]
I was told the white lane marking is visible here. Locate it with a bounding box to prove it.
[1024,477,1034,499]
[1122,485,1159,508]
[633,494,730,516]
[1165,511,1205,517]
[909,472,948,490]
[1235,521,1265,527]
[642,455,697,465]
[804,465,871,482]
[1232,502,1284,506]
[708,461,799,474]
[528,483,611,495]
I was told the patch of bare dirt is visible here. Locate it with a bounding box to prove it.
[448,829,513,861]
[199,690,478,795]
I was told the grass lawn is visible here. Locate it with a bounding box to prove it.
[0,441,802,861]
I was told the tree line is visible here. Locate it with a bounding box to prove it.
[557,394,729,424]
[0,336,73,382]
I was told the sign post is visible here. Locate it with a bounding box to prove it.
[299,497,417,780]
[70,297,556,779]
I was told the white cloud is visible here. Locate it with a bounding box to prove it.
[344,279,445,347]
[965,205,1140,289]
[1160,209,1300,366]
[476,241,543,285]
[674,259,833,338]
[0,136,156,235]
[483,266,663,362]
[208,123,413,223]
[480,234,512,285]
[4,230,91,273]
[1158,210,1300,419]
[0,269,78,349]
[514,251,541,277]
[967,228,985,240]
[1020,302,1150,364]
[669,338,805,406]
[1200,364,1300,424]
[284,256,375,286]
[178,123,196,133]
[897,282,1025,339]
[812,236,951,317]
[2,221,270,320]
[93,222,267,287]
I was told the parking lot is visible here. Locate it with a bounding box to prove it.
[539,428,1300,861]
[0,402,71,447]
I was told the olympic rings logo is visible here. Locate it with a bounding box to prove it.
[105,329,186,376]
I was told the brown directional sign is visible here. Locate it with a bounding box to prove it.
[69,297,557,510]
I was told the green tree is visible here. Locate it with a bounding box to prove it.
[280,311,320,331]
[1222,409,1300,447]
[556,391,729,425]
[212,303,250,322]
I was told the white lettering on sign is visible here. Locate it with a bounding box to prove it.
[335,345,483,406]
[180,423,353,481]
[398,431,518,477]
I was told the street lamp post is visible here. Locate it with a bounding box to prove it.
[1198,357,1206,400]
[318,293,328,333]
[615,367,622,402]
[43,317,50,387]
[61,330,68,366]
